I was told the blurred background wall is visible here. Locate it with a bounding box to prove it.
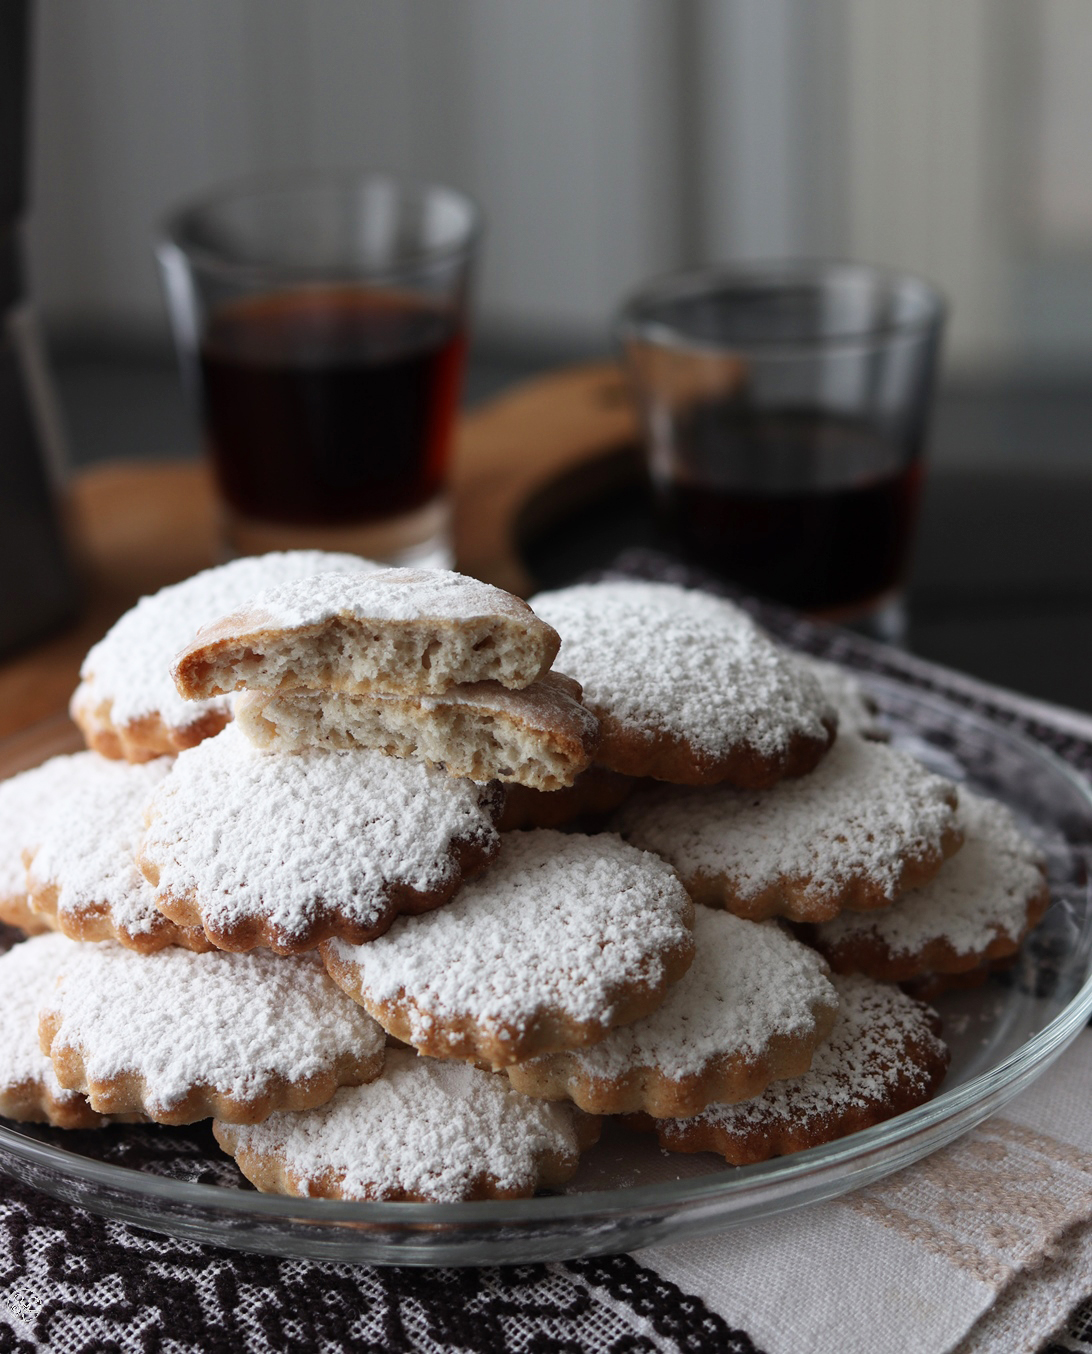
[21,0,1092,465]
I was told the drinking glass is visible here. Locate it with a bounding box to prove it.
[157,173,481,567]
[618,263,946,641]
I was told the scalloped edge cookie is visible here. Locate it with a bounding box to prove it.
[138,724,504,955]
[614,735,963,923]
[810,789,1049,981]
[321,830,696,1068]
[0,935,130,1128]
[628,974,949,1164]
[214,1049,601,1202]
[39,943,387,1125]
[531,581,836,788]
[506,910,838,1118]
[23,752,214,955]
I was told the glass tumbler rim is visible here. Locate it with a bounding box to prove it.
[616,259,947,357]
[158,169,483,286]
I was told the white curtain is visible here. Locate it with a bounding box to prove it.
[25,0,1087,367]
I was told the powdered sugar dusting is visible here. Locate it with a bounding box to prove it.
[530,581,833,758]
[219,1049,583,1201]
[615,735,958,904]
[325,830,694,1041]
[802,658,887,740]
[0,933,84,1107]
[77,551,379,730]
[522,910,835,1082]
[232,567,542,630]
[140,723,501,943]
[41,942,385,1117]
[816,789,1047,959]
[26,753,172,936]
[677,973,946,1134]
[0,755,86,902]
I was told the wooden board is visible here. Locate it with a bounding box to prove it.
[0,362,638,740]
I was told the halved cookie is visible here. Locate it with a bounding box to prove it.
[138,723,504,955]
[810,789,1049,982]
[235,670,598,791]
[172,568,561,700]
[72,550,380,762]
[214,1049,600,1203]
[614,735,963,923]
[631,974,949,1164]
[24,752,212,954]
[531,581,836,787]
[321,829,696,1069]
[506,909,837,1118]
[39,942,386,1125]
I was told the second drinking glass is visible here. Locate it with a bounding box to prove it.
[618,264,946,642]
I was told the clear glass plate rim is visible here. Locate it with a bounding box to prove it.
[1,679,1091,1227]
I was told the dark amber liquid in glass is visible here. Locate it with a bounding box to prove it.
[656,405,924,612]
[199,288,466,526]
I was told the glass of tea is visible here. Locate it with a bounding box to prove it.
[618,264,946,641]
[156,173,480,566]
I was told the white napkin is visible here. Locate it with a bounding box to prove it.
[634,1028,1092,1354]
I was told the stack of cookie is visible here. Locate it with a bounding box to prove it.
[531,580,1049,990]
[0,559,1049,1202]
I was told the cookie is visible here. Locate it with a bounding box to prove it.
[506,909,837,1118]
[802,658,887,740]
[72,550,379,762]
[321,829,696,1068]
[38,943,386,1125]
[172,568,561,701]
[498,765,637,832]
[138,723,504,954]
[214,1048,600,1203]
[810,789,1049,983]
[530,581,835,786]
[23,752,212,954]
[0,934,116,1127]
[0,895,48,938]
[234,670,598,791]
[634,974,949,1164]
[0,755,75,935]
[614,734,962,923]
[900,956,1018,1002]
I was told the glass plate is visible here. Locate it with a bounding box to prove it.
[1,678,1091,1267]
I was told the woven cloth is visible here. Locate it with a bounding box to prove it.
[3,549,1092,1354]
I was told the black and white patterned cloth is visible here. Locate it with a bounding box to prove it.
[1052,1300,1092,1354]
[2,549,1092,1354]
